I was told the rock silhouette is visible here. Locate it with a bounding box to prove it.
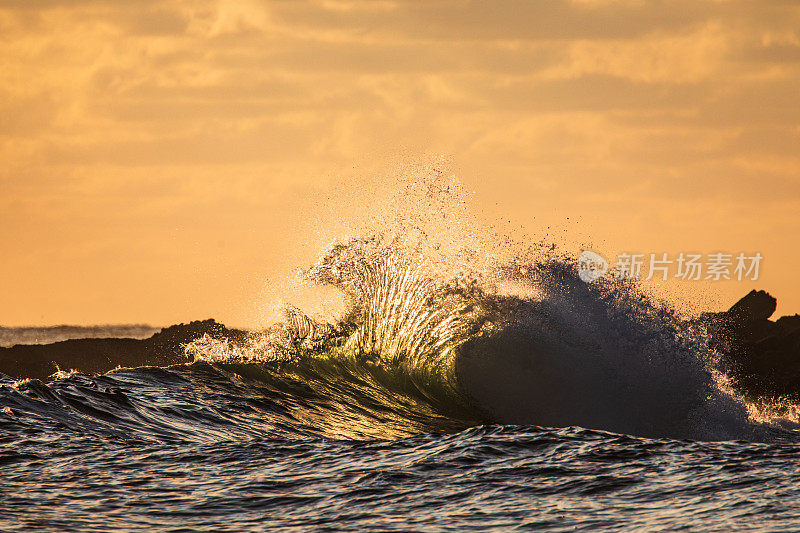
[0,319,246,381]
[698,290,800,400]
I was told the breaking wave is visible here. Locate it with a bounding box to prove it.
[180,229,787,442]
[2,169,796,443]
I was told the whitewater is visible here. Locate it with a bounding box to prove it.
[2,170,800,531]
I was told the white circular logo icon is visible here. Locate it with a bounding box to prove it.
[578,250,608,283]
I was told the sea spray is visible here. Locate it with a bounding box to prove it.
[179,168,792,440]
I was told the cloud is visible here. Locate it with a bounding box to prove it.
[2,0,800,324]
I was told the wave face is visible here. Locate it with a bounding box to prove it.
[455,259,762,441]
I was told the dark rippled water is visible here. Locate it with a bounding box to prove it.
[2,363,800,532]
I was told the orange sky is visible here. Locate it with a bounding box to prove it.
[1,0,799,327]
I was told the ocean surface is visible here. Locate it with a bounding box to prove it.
[2,361,800,532]
[3,179,800,531]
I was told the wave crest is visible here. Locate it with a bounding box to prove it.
[180,229,792,441]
